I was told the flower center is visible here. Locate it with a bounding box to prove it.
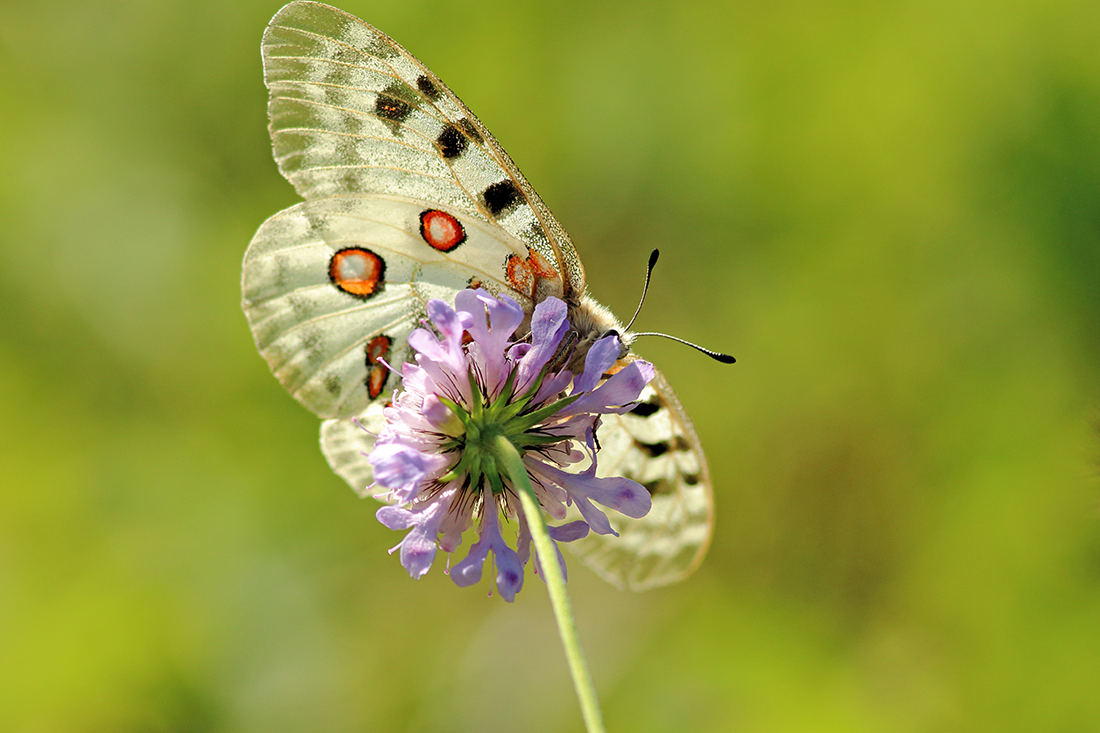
[438,365,580,497]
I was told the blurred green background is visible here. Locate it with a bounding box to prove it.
[2,0,1099,730]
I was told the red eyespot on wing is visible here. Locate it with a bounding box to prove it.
[527,248,559,279]
[364,335,392,399]
[330,248,384,298]
[506,254,535,297]
[504,248,559,298]
[419,209,466,252]
[367,364,388,399]
[366,335,391,364]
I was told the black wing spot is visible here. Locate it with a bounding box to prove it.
[635,440,670,458]
[634,437,688,458]
[437,124,467,159]
[374,83,414,124]
[483,180,521,216]
[323,373,342,397]
[416,74,441,100]
[458,118,483,144]
[683,473,700,486]
[629,401,661,418]
[642,480,662,495]
[301,329,324,363]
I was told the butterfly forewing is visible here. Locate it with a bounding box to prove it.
[262,0,585,296]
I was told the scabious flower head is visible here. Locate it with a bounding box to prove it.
[368,289,655,601]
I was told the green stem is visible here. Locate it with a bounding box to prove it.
[492,435,606,733]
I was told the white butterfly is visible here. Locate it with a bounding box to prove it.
[242,1,714,590]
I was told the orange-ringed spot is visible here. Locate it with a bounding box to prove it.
[504,248,559,298]
[527,248,559,279]
[506,254,535,297]
[366,334,391,365]
[364,334,392,399]
[367,364,388,399]
[330,247,384,299]
[419,209,466,252]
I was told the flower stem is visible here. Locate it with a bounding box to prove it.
[492,435,606,733]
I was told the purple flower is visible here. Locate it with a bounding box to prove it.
[368,289,655,601]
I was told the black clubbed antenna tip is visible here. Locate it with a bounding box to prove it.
[624,249,660,332]
[631,332,736,364]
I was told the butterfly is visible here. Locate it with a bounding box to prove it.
[242,0,714,590]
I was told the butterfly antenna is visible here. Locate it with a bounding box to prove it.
[631,331,737,364]
[624,249,661,332]
[626,248,735,363]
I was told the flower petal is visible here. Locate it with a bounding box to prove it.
[369,443,451,500]
[533,368,573,405]
[559,359,656,417]
[548,521,591,543]
[450,499,525,601]
[515,297,568,392]
[493,537,524,602]
[528,459,652,535]
[406,327,449,365]
[376,505,416,530]
[422,394,464,436]
[376,496,451,579]
[450,539,488,588]
[456,289,524,353]
[427,298,471,346]
[571,334,620,395]
[578,474,652,519]
[453,289,526,396]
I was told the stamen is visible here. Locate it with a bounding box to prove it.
[376,356,400,376]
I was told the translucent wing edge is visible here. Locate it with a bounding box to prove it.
[319,401,387,497]
[567,363,715,591]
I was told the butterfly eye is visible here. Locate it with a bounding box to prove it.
[599,330,632,360]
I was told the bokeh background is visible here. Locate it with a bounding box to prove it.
[3,0,1099,730]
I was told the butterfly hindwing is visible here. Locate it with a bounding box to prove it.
[319,402,387,497]
[567,364,714,590]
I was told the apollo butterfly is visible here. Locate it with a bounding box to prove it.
[242,1,714,589]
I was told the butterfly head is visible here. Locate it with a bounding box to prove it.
[564,294,632,373]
